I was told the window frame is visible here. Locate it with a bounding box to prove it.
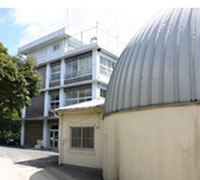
[65,56,92,80]
[100,88,107,98]
[65,88,92,106]
[50,64,61,82]
[100,56,115,78]
[50,93,59,110]
[70,127,94,150]
[53,44,60,51]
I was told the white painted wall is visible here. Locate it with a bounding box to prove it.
[60,109,103,169]
[27,39,66,65]
[98,52,117,84]
[46,40,65,61]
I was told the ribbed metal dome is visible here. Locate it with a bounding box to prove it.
[105,8,200,115]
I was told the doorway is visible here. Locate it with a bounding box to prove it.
[49,124,58,149]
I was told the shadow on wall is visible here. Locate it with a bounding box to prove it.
[16,156,103,180]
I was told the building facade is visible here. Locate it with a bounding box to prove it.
[18,27,118,149]
[57,8,200,180]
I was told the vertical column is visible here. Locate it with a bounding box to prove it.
[64,38,68,52]
[92,49,100,100]
[45,63,51,89]
[96,51,100,80]
[22,106,26,118]
[43,119,48,148]
[20,120,25,146]
[92,82,98,100]
[44,91,49,117]
[92,49,98,80]
[60,58,65,86]
[59,88,65,107]
[60,58,65,108]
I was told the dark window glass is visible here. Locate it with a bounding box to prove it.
[71,127,82,148]
[71,127,94,149]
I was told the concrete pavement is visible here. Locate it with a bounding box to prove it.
[0,146,103,180]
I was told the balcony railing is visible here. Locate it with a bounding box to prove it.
[67,23,125,56]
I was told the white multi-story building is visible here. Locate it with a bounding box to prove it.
[18,27,119,149]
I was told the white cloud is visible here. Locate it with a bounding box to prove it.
[11,8,163,51]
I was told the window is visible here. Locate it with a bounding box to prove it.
[51,64,60,82]
[79,56,92,76]
[100,57,115,78]
[100,89,107,98]
[50,93,59,109]
[65,88,92,106]
[66,60,78,79]
[65,56,92,79]
[53,44,60,51]
[70,127,94,149]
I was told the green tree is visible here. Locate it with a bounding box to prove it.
[0,42,41,143]
[0,42,41,118]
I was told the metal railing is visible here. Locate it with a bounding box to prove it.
[67,23,126,56]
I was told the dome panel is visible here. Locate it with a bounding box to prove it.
[104,8,200,115]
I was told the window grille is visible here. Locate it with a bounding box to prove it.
[70,127,94,149]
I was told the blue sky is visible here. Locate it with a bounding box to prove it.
[0,8,163,56]
[0,8,24,55]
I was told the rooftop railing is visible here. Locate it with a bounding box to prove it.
[67,23,125,56]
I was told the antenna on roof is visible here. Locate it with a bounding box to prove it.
[66,8,69,30]
[96,21,99,42]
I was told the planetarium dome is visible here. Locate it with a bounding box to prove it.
[104,8,200,115]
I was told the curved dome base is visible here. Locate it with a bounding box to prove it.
[103,104,200,180]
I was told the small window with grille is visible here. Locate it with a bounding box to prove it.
[70,127,94,149]
[53,44,60,51]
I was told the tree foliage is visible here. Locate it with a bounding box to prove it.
[0,42,42,118]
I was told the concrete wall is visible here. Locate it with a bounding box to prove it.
[60,109,103,169]
[103,104,200,180]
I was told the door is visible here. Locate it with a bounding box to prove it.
[49,124,58,149]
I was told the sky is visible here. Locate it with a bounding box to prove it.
[0,5,199,55]
[0,8,164,55]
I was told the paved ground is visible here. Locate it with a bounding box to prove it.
[0,146,103,180]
